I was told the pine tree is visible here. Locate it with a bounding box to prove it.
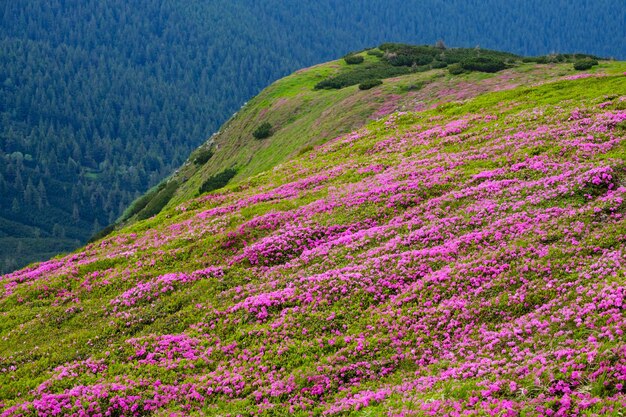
[11,198,19,213]
[37,179,48,206]
[72,204,80,223]
[92,218,101,235]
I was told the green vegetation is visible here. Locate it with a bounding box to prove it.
[344,54,364,65]
[135,181,179,221]
[193,148,215,166]
[366,49,384,57]
[574,58,599,70]
[119,184,165,223]
[358,79,383,90]
[252,122,273,139]
[315,44,522,91]
[523,53,602,64]
[314,62,410,90]
[448,63,465,75]
[198,168,238,195]
[379,43,519,67]
[88,224,116,243]
[117,180,179,224]
[460,56,507,72]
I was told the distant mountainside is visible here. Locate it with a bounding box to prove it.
[1,48,625,415]
[1,0,625,274]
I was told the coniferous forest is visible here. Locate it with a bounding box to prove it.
[0,0,624,273]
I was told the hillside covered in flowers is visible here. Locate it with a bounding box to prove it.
[1,54,626,416]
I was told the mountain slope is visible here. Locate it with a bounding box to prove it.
[1,56,626,416]
[117,46,604,224]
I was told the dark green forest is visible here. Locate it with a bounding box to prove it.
[0,0,624,273]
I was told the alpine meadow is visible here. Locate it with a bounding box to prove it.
[2,40,626,415]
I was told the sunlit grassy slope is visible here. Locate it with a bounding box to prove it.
[117,51,624,224]
[1,52,626,416]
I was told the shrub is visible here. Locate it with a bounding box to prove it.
[379,43,520,69]
[388,54,420,66]
[119,182,165,222]
[573,58,598,71]
[461,57,506,73]
[525,54,601,66]
[198,168,237,195]
[136,180,178,220]
[88,224,115,243]
[386,53,435,67]
[448,63,465,75]
[253,122,273,139]
[314,63,409,90]
[358,79,383,90]
[344,55,364,65]
[379,44,439,67]
[413,64,432,73]
[193,147,214,165]
[366,49,384,57]
[405,81,424,92]
[313,43,519,90]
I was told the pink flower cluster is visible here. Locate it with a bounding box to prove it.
[111,267,222,309]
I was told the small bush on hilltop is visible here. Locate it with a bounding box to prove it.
[574,58,599,71]
[344,55,364,65]
[358,79,383,90]
[198,168,237,195]
[524,53,601,64]
[193,147,214,165]
[137,180,179,220]
[460,57,507,73]
[253,122,273,139]
[366,49,384,57]
[314,64,410,89]
[448,63,465,75]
